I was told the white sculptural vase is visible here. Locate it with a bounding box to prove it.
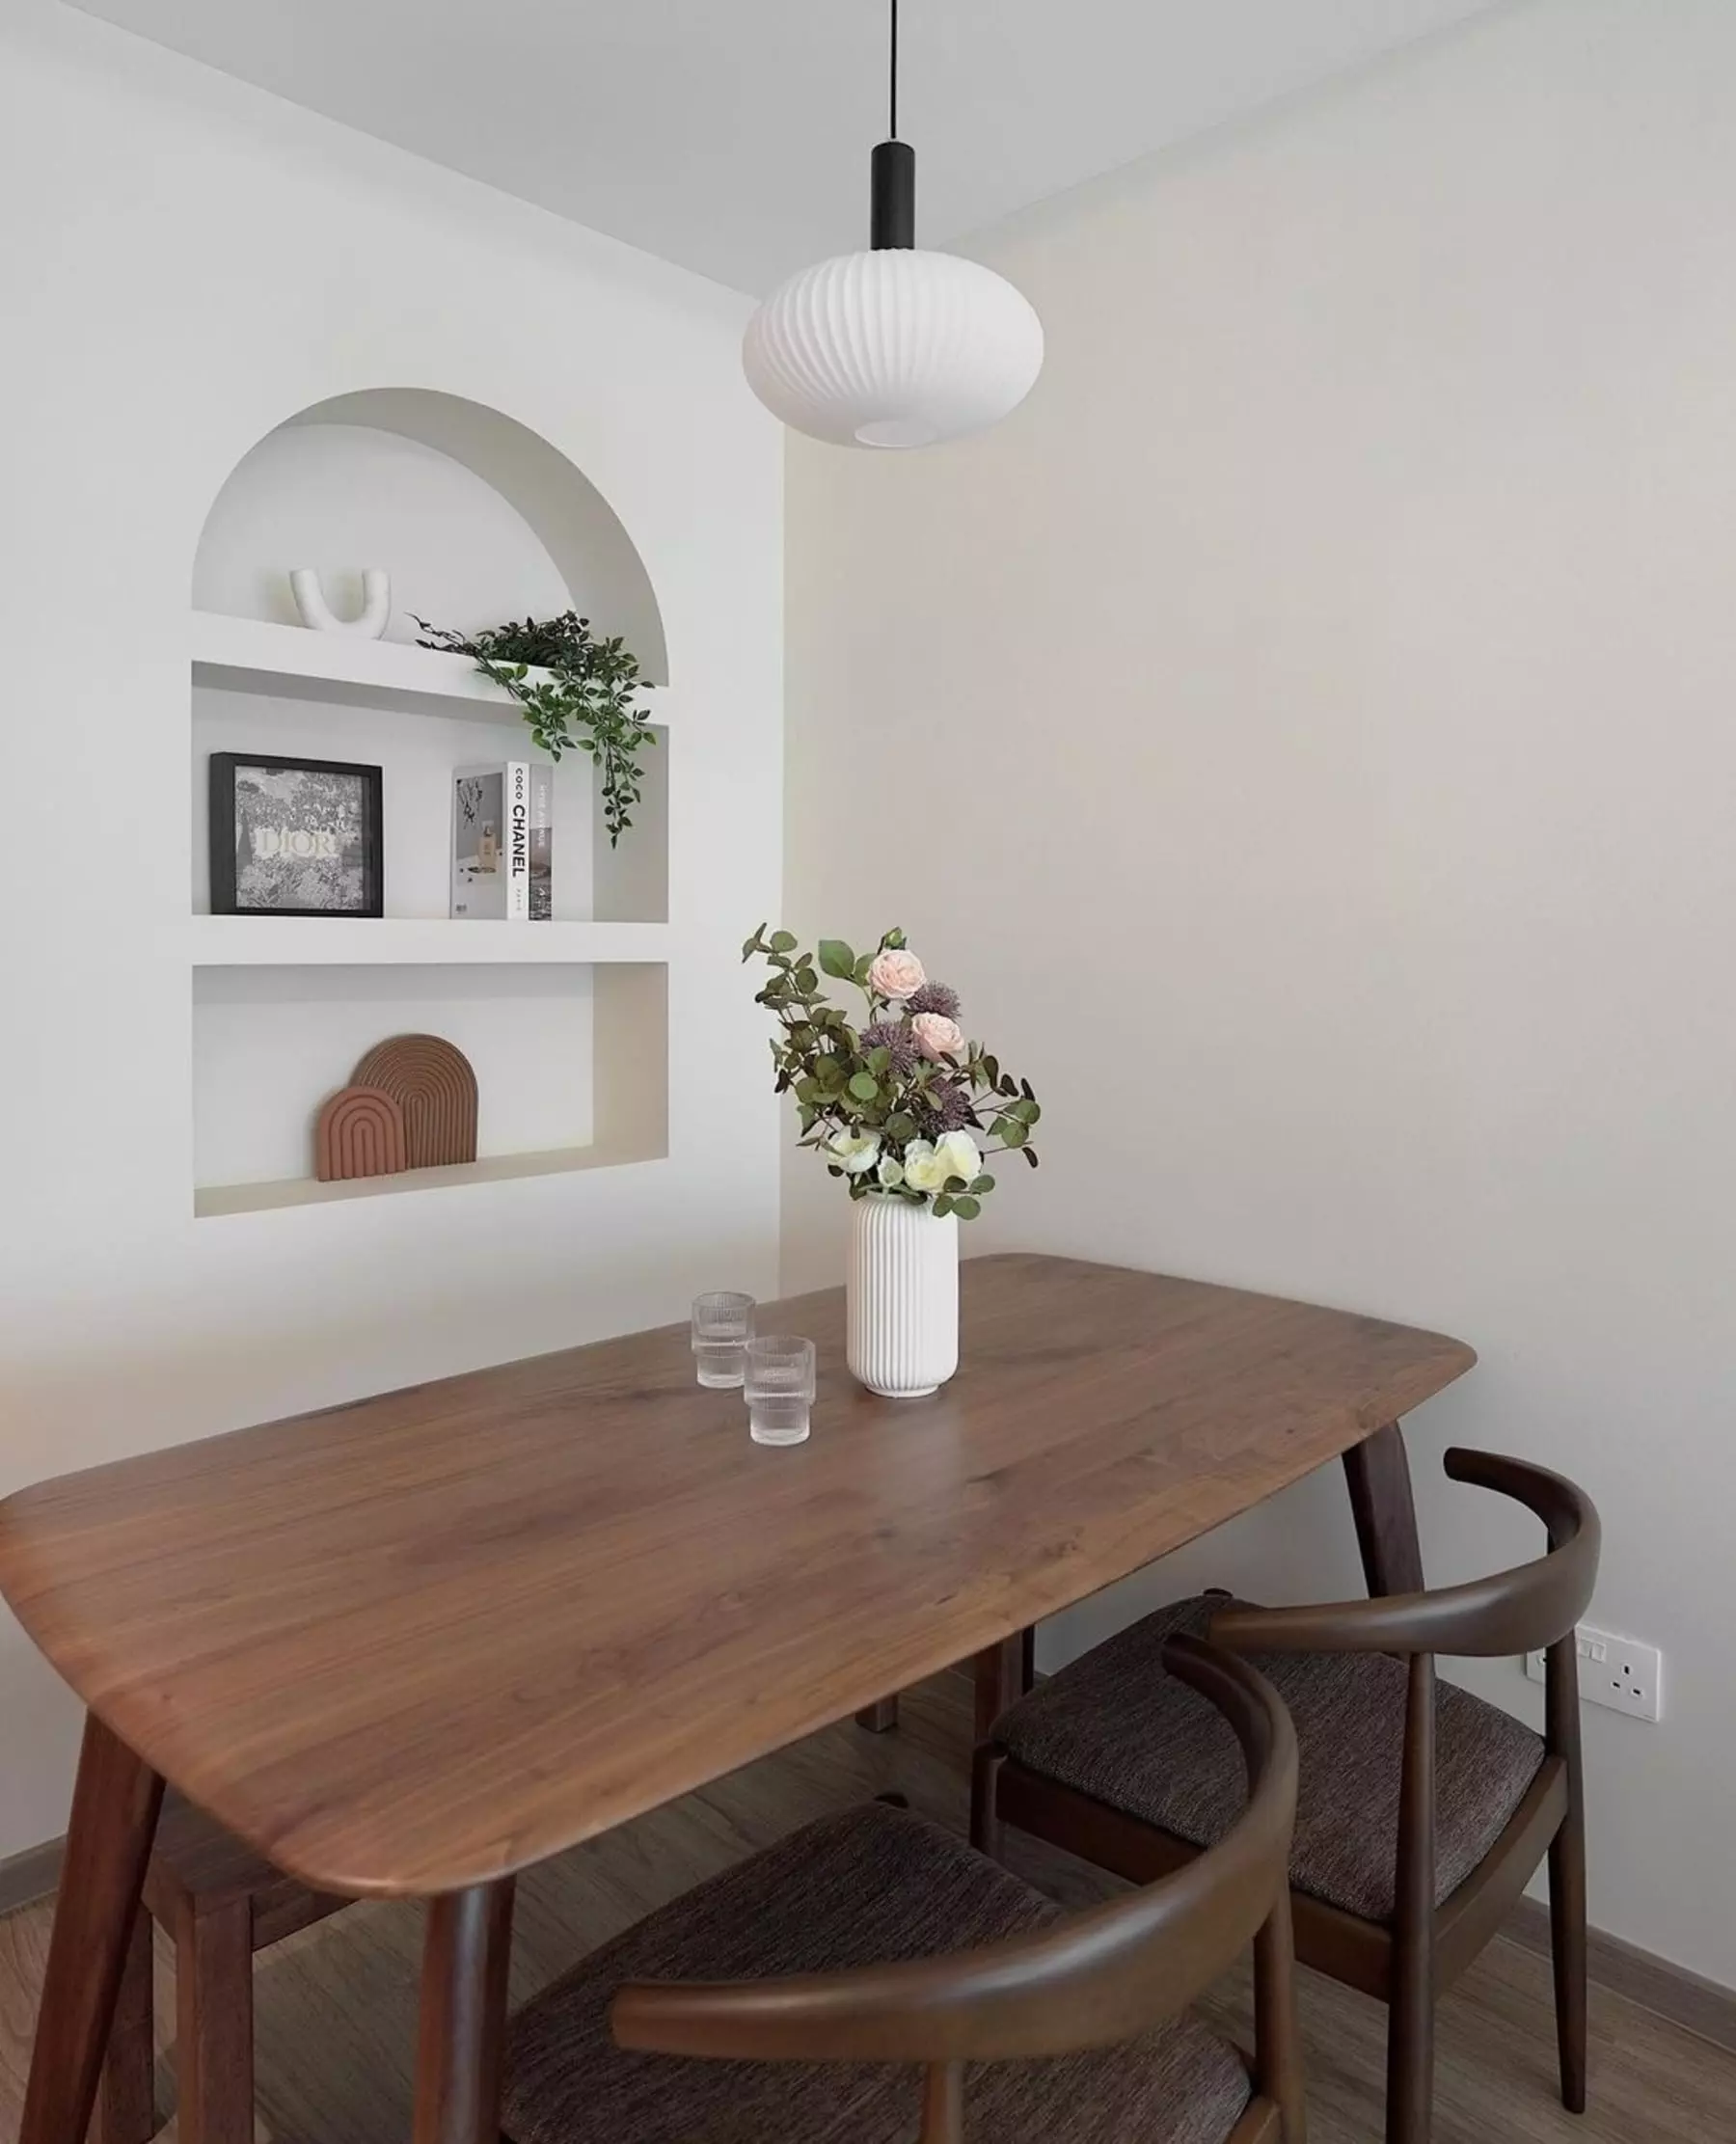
[289,567,393,638]
[847,1195,960,1398]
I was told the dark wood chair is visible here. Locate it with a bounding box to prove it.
[502,1635,1304,2144]
[971,1449,1600,2144]
[96,1792,348,2144]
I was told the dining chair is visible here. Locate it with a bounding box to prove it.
[971,1449,1600,2144]
[96,1790,350,2144]
[502,1634,1304,2144]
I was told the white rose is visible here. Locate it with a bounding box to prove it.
[936,1130,982,1187]
[877,1154,906,1188]
[900,1140,949,1194]
[910,1013,965,1062]
[827,1128,881,1175]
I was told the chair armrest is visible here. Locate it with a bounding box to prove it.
[614,1638,1297,2069]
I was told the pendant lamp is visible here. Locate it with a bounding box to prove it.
[744,0,1044,450]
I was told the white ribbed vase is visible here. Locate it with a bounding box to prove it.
[847,1196,960,1398]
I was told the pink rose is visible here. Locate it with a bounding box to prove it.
[911,1012,965,1062]
[868,948,927,1001]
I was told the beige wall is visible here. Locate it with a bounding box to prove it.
[784,0,1736,1985]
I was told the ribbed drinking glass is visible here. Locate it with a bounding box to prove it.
[743,1334,817,1447]
[692,1291,755,1389]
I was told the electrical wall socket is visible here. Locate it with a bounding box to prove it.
[1525,1624,1662,1723]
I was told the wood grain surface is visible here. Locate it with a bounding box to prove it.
[0,1256,1474,1901]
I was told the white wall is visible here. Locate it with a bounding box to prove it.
[784,0,1736,1986]
[194,421,572,641]
[0,2,782,1857]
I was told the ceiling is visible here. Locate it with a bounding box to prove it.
[72,0,1501,294]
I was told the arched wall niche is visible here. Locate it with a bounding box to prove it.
[191,386,669,683]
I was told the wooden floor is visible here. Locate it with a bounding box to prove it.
[2,1674,1731,2144]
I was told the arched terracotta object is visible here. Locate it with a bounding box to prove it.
[351,1035,478,1169]
[315,1086,407,1183]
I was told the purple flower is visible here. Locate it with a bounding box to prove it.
[861,1020,918,1074]
[907,981,961,1019]
[915,1078,976,1135]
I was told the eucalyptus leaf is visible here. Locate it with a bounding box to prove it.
[415,610,652,845]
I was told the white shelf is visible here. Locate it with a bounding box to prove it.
[176,916,670,966]
[195,1143,666,1219]
[192,611,560,725]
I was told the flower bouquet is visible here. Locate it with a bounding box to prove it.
[744,924,1042,1395]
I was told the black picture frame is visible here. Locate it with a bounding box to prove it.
[209,751,384,918]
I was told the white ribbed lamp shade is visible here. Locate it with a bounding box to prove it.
[744,249,1044,449]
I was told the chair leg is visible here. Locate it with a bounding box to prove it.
[969,1747,1004,1859]
[1549,1805,1588,2113]
[174,1896,255,2144]
[1253,1890,1306,2144]
[1385,1927,1435,2144]
[95,1911,157,2144]
[1384,1653,1436,2144]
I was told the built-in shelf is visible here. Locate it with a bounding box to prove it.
[192,960,667,1218]
[195,1141,666,1219]
[188,394,675,1222]
[191,611,673,728]
[176,916,670,966]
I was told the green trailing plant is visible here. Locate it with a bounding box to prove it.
[415,611,655,845]
[743,923,1043,1220]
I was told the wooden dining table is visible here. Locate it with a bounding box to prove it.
[0,1252,1475,2144]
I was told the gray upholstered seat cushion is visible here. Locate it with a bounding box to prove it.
[996,1594,1546,1924]
[503,1803,1253,2144]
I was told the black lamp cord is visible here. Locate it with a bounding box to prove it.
[889,0,899,139]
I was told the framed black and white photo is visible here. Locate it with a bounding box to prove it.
[210,752,384,917]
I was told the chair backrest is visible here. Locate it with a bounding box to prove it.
[610,1635,1299,2144]
[1208,1448,1600,1664]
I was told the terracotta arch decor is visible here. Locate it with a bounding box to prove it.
[350,1034,478,1169]
[315,1086,407,1184]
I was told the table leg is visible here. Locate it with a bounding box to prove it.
[19,1712,164,2144]
[973,1630,1033,1742]
[854,1698,900,1732]
[413,1878,516,2144]
[1342,1422,1426,1597]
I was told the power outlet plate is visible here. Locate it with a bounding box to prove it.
[1525,1624,1662,1723]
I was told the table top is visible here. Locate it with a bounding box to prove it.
[0,1255,1474,1899]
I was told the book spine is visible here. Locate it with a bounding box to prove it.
[529,763,554,922]
[504,761,530,923]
